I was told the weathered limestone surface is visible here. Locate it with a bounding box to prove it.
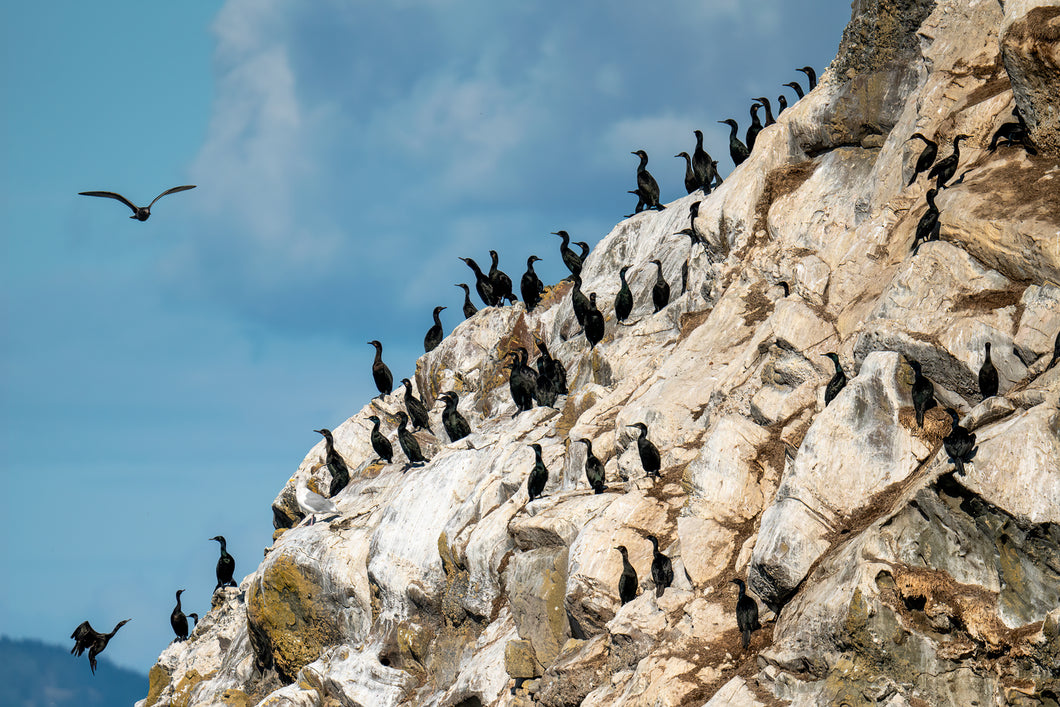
[140,1,1060,705]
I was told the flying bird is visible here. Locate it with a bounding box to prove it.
[70,619,130,674]
[78,185,196,221]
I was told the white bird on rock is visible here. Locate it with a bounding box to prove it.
[296,483,340,525]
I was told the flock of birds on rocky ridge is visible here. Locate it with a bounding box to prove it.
[68,61,1060,675]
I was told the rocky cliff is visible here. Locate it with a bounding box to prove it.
[139,0,1060,705]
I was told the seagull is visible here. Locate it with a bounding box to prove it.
[78,185,196,221]
[295,483,340,525]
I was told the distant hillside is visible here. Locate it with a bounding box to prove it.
[0,636,146,707]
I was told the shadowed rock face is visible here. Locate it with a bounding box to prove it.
[140,1,1060,705]
[1000,3,1060,155]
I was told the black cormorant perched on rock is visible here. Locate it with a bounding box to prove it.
[675,152,698,194]
[784,81,805,99]
[911,189,940,254]
[315,428,351,497]
[615,546,638,604]
[459,257,497,306]
[527,444,548,501]
[171,590,189,642]
[651,259,670,313]
[630,150,664,213]
[367,340,393,398]
[627,422,661,478]
[488,250,517,304]
[552,230,584,278]
[578,438,606,494]
[978,343,998,400]
[646,534,673,598]
[907,133,938,186]
[423,306,446,353]
[533,363,559,408]
[188,613,199,628]
[1048,331,1060,371]
[797,66,817,90]
[943,408,977,475]
[395,411,429,467]
[571,273,591,328]
[822,353,847,406]
[70,619,130,674]
[732,579,760,648]
[401,378,434,433]
[692,130,715,192]
[615,266,634,323]
[584,293,605,348]
[928,134,970,190]
[536,339,568,395]
[521,256,545,312]
[719,119,750,167]
[777,94,788,115]
[211,536,237,590]
[455,283,478,320]
[909,360,936,428]
[754,97,776,127]
[78,185,196,221]
[367,415,394,463]
[746,103,763,153]
[575,241,591,264]
[675,201,708,247]
[439,392,472,442]
[989,108,1036,154]
[506,349,537,414]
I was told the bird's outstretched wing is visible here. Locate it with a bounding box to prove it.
[78,191,138,213]
[148,185,197,208]
[70,621,97,655]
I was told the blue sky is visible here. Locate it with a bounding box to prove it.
[1,0,851,674]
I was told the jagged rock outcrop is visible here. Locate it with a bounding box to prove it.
[140,1,1060,705]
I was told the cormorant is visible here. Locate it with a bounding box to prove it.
[401,378,434,433]
[989,109,1036,154]
[455,283,478,320]
[911,189,940,254]
[367,340,393,398]
[906,133,938,186]
[211,536,237,591]
[1048,330,1060,371]
[315,428,350,497]
[746,103,763,153]
[295,482,340,525]
[70,619,130,674]
[711,158,723,188]
[943,408,977,475]
[822,352,847,406]
[675,152,698,194]
[367,415,394,463]
[578,438,607,494]
[615,265,634,323]
[534,362,559,408]
[754,97,776,127]
[78,185,196,221]
[646,534,673,598]
[171,589,189,642]
[439,391,472,442]
[978,342,998,400]
[571,273,591,328]
[777,94,788,115]
[784,81,805,99]
[552,230,584,278]
[395,410,429,467]
[718,119,750,167]
[459,257,497,306]
[584,293,605,348]
[630,150,664,213]
[506,349,537,413]
[675,201,707,247]
[615,546,638,604]
[188,614,199,628]
[732,579,761,648]
[928,134,970,190]
[527,443,548,501]
[797,66,817,90]
[536,339,568,395]
[488,250,517,304]
[424,306,446,353]
[909,360,936,428]
[692,130,715,192]
[627,422,661,478]
[521,255,545,312]
[575,241,591,264]
[651,259,670,313]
